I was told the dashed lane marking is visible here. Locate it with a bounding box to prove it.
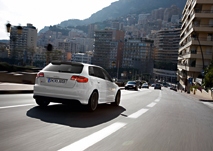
[58,122,127,151]
[147,102,156,108]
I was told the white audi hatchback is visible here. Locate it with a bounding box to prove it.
[33,61,121,111]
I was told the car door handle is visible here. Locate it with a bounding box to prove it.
[98,82,100,84]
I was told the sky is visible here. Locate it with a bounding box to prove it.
[0,0,118,40]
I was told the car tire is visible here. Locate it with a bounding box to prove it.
[87,91,98,112]
[112,90,121,106]
[36,99,50,107]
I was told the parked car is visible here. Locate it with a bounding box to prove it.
[33,61,121,111]
[151,83,156,87]
[154,83,161,90]
[125,81,138,91]
[142,83,149,88]
[170,85,177,91]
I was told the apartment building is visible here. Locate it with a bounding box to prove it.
[122,38,154,74]
[88,24,97,38]
[153,28,181,83]
[10,23,37,60]
[57,41,77,53]
[71,53,92,64]
[177,0,213,91]
[93,29,125,69]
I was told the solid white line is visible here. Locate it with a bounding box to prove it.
[0,104,34,109]
[58,122,127,151]
[147,102,156,108]
[128,108,149,119]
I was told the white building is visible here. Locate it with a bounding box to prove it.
[71,53,92,64]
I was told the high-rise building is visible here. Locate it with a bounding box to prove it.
[177,0,213,91]
[93,29,125,69]
[153,29,181,83]
[88,24,97,38]
[122,38,154,75]
[10,23,37,60]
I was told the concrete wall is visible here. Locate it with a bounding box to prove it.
[0,72,37,84]
[192,88,213,100]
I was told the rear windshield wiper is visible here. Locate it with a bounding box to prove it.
[58,70,73,73]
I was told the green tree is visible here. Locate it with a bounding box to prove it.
[203,60,213,89]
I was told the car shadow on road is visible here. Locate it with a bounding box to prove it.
[199,99,213,102]
[26,103,126,128]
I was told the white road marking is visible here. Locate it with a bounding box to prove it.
[128,90,162,119]
[58,122,127,151]
[0,104,34,109]
[147,102,156,108]
[154,91,162,102]
[128,108,149,119]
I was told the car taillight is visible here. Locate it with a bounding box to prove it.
[71,75,88,83]
[36,72,44,78]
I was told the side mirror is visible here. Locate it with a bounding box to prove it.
[112,79,116,82]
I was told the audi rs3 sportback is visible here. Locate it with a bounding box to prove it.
[33,61,121,111]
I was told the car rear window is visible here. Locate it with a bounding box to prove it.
[43,63,83,73]
[128,81,136,84]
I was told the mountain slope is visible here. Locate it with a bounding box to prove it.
[40,0,186,32]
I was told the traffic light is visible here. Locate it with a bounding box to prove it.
[46,44,53,51]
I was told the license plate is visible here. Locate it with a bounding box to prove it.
[48,78,66,83]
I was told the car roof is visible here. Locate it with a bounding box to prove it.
[51,61,103,69]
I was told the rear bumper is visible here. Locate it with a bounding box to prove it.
[33,95,81,104]
[33,84,91,105]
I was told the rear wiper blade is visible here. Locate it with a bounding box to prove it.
[58,70,72,73]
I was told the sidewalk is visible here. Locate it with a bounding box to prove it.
[0,82,34,94]
[177,89,213,101]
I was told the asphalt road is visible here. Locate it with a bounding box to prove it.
[1,87,213,151]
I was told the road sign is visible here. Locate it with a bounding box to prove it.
[201,70,204,76]
[188,78,193,84]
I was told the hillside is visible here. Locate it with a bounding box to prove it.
[39,0,186,33]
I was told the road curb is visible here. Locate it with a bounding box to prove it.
[0,90,33,94]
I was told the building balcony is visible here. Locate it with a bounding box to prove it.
[179,37,213,53]
[193,24,213,32]
[194,10,213,18]
[178,50,212,60]
[182,23,213,37]
[179,28,193,45]
[177,63,203,72]
[177,70,187,79]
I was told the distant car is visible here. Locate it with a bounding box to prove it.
[125,81,138,91]
[170,85,177,91]
[142,83,149,88]
[151,83,156,87]
[33,61,121,111]
[154,83,161,90]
